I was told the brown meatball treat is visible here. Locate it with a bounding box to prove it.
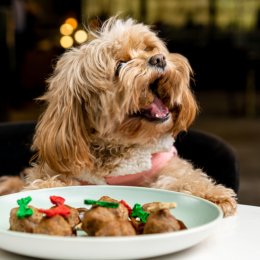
[82,207,116,235]
[82,208,136,236]
[82,196,134,236]
[95,220,136,236]
[98,196,129,219]
[9,206,43,233]
[34,215,73,236]
[143,209,187,234]
[50,205,80,228]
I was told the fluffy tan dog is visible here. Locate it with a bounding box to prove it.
[2,17,236,216]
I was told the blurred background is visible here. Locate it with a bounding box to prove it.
[0,0,259,205]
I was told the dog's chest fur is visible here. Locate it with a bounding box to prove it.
[77,134,175,184]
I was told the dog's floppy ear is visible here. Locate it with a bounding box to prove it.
[168,54,198,136]
[173,85,197,135]
[32,48,94,175]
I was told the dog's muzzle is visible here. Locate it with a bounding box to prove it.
[133,54,169,122]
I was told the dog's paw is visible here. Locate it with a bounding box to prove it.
[0,176,24,195]
[205,185,237,217]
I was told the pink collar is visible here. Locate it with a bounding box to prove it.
[105,146,177,186]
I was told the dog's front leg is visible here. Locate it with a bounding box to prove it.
[150,157,237,217]
[0,176,25,195]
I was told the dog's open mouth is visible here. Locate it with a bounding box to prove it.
[136,80,170,122]
[138,96,169,122]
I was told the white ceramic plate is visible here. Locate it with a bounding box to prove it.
[0,186,222,259]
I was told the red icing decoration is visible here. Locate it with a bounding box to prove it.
[120,200,132,215]
[39,195,70,217]
[39,205,70,217]
[50,196,65,206]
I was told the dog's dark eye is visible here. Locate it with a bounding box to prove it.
[144,46,154,52]
[115,61,125,76]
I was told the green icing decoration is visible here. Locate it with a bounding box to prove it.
[16,196,34,219]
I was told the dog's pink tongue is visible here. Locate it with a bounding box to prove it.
[149,96,169,118]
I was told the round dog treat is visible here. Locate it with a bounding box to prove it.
[143,208,187,234]
[94,219,136,236]
[82,196,135,236]
[34,215,73,236]
[36,195,80,235]
[9,206,43,233]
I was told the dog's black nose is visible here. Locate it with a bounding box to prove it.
[148,54,166,69]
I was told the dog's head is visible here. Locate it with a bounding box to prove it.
[33,17,197,174]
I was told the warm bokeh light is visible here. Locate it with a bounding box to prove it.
[74,30,88,43]
[60,35,73,48]
[65,17,78,30]
[60,23,73,36]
